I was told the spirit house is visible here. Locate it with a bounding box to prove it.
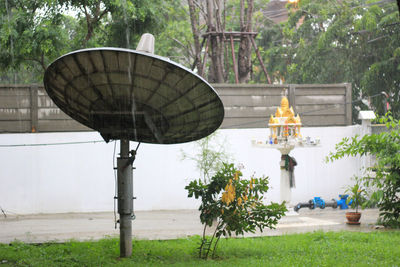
[268,96,301,144]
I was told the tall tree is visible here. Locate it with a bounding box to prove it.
[238,0,254,83]
[0,0,167,83]
[187,0,226,83]
[157,1,194,66]
[260,0,400,117]
[187,0,204,74]
[58,0,113,46]
[206,0,225,82]
[58,0,165,48]
[0,0,68,79]
[186,0,268,83]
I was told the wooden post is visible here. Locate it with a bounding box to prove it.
[289,85,296,112]
[30,85,38,133]
[345,83,352,125]
[250,36,271,84]
[230,35,239,84]
[191,37,206,71]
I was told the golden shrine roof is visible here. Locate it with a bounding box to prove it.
[270,96,302,125]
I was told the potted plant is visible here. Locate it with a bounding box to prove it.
[345,179,367,225]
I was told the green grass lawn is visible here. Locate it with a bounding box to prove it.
[1,231,399,266]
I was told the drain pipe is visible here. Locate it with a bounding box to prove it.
[294,196,339,212]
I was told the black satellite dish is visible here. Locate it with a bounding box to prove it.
[43,34,224,257]
[43,47,224,144]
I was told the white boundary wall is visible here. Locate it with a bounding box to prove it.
[0,126,362,214]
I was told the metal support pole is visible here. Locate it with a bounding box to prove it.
[117,139,133,257]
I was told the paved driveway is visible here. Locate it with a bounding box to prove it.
[0,209,381,243]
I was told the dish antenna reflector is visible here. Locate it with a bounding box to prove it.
[43,41,224,145]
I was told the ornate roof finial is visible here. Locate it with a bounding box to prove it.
[280,97,289,112]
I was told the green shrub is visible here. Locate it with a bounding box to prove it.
[185,163,286,259]
[327,113,400,227]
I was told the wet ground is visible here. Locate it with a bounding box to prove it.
[0,208,382,244]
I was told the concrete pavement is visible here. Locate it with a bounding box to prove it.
[0,209,382,244]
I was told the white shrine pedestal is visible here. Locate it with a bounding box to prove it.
[251,140,320,214]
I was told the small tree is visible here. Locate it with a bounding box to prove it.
[185,163,286,259]
[181,132,231,183]
[327,113,400,228]
[345,177,367,214]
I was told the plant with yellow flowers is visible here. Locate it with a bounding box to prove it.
[185,163,286,259]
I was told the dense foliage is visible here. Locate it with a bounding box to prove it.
[0,0,168,83]
[327,114,400,227]
[261,0,400,117]
[185,163,286,259]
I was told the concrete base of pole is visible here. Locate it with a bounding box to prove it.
[119,214,132,257]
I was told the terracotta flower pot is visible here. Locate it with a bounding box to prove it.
[346,212,361,225]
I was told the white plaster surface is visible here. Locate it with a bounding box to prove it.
[0,126,363,214]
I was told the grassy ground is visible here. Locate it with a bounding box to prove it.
[1,231,399,266]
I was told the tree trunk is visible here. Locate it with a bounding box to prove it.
[187,0,226,83]
[82,3,109,46]
[187,0,203,76]
[238,0,253,83]
[207,0,225,83]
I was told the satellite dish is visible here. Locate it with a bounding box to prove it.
[43,34,225,258]
[43,47,224,144]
